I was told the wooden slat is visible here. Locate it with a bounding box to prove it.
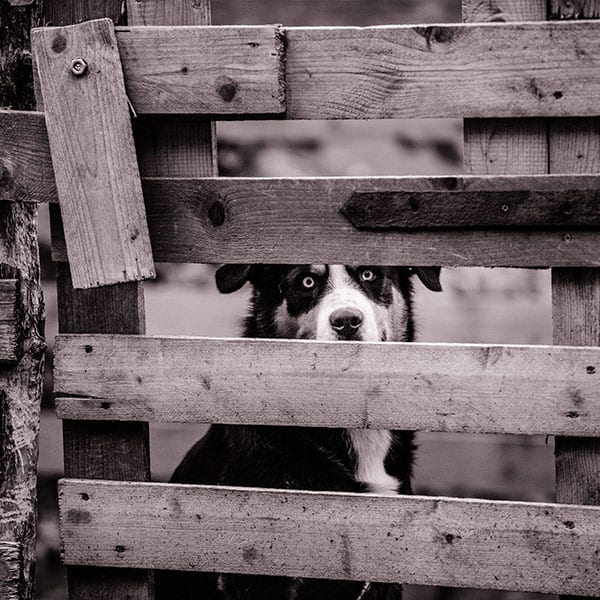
[32,18,155,290]
[46,176,600,267]
[342,188,600,230]
[0,279,18,362]
[59,479,600,596]
[19,21,600,118]
[53,334,600,436]
[284,21,600,119]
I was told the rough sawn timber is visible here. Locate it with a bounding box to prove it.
[53,334,600,436]
[47,176,600,267]
[58,479,600,596]
[32,18,155,289]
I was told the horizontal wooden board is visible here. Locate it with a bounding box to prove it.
[59,479,600,595]
[342,189,600,230]
[27,21,600,118]
[51,176,600,267]
[285,21,600,119]
[54,334,600,436]
[31,23,285,116]
[0,280,18,363]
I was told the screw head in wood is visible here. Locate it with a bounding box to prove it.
[70,58,88,77]
[501,204,510,213]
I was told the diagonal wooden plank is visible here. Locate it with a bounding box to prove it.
[32,18,155,289]
[58,479,600,596]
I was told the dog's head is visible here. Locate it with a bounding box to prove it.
[216,264,441,342]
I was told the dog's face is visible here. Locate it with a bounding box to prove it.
[216,264,441,342]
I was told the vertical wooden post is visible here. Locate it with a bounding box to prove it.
[0,2,45,599]
[39,1,151,599]
[549,87,600,600]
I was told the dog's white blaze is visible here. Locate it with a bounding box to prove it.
[315,266,381,342]
[349,429,399,495]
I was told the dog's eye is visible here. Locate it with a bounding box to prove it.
[360,270,376,282]
[301,276,316,289]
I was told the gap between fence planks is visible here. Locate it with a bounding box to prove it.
[53,334,600,436]
[0,279,18,363]
[32,18,155,289]
[59,479,600,596]
[21,20,600,118]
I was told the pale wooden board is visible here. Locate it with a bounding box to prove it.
[23,20,600,118]
[0,542,22,600]
[46,176,600,267]
[59,479,600,595]
[53,334,600,436]
[117,24,285,114]
[32,18,155,289]
[0,280,18,363]
[283,21,600,119]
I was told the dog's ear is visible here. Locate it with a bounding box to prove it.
[215,264,253,294]
[413,267,442,292]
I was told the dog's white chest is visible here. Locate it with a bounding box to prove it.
[348,430,399,495]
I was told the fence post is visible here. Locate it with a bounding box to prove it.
[0,2,45,599]
[548,11,600,600]
[37,1,152,599]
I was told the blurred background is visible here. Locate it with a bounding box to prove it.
[35,1,555,599]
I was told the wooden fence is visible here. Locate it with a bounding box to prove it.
[2,0,600,598]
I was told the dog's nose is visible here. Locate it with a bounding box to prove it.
[329,308,364,338]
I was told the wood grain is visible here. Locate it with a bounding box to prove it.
[0,110,57,203]
[0,542,21,600]
[53,334,600,436]
[46,176,600,267]
[59,479,600,596]
[32,18,155,289]
[341,188,600,230]
[0,280,18,363]
[284,21,600,119]
[39,4,152,600]
[23,20,600,119]
[116,24,285,115]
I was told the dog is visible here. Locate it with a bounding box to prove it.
[156,264,442,600]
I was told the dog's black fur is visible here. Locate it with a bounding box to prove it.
[156,264,441,600]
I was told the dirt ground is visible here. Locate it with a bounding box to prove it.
[33,1,559,599]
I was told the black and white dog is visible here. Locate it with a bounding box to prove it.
[156,264,442,600]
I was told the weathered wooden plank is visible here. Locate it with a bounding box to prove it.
[19,21,600,118]
[53,334,600,436]
[117,24,285,115]
[341,188,600,230]
[59,479,600,595]
[32,18,155,289]
[0,279,18,363]
[284,21,600,119]
[43,176,599,267]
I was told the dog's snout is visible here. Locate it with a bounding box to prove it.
[329,307,364,337]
